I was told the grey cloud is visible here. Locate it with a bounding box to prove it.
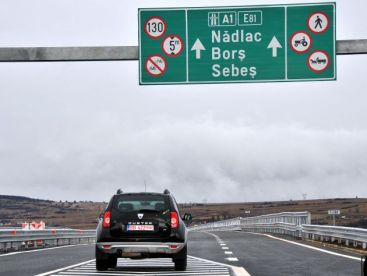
[1,118,366,202]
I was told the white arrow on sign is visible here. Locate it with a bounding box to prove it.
[267,36,282,58]
[191,38,206,59]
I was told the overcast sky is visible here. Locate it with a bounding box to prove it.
[0,0,367,203]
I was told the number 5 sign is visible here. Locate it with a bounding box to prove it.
[162,35,184,57]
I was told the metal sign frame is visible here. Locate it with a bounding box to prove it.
[138,3,336,85]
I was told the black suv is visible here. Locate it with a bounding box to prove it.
[96,189,191,271]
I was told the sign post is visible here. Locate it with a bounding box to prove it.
[328,209,340,226]
[139,3,336,85]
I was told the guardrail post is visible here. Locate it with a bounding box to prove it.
[363,242,366,250]
[345,240,349,246]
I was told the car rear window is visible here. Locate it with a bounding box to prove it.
[112,194,170,213]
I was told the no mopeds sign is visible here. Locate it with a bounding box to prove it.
[139,3,336,84]
[145,55,167,76]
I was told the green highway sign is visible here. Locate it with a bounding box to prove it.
[139,3,336,85]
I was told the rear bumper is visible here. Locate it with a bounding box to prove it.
[96,242,185,255]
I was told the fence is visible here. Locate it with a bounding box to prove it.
[190,212,367,250]
[0,228,95,253]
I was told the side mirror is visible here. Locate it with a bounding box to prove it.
[183,213,192,222]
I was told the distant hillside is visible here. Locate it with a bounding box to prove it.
[0,195,106,229]
[1,195,367,229]
[180,197,367,228]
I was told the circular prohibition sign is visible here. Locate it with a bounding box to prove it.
[161,34,184,57]
[145,55,167,77]
[144,16,166,39]
[307,12,330,34]
[290,31,313,54]
[307,50,330,73]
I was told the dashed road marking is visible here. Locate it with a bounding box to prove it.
[36,256,232,276]
[226,257,239,262]
[200,231,250,275]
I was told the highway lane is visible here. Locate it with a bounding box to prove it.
[0,244,95,276]
[0,241,236,276]
[0,231,363,275]
[189,231,361,276]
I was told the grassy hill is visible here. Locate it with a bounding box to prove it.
[181,198,367,228]
[1,195,367,229]
[0,195,106,229]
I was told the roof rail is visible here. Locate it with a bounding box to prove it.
[116,189,123,195]
[163,189,170,195]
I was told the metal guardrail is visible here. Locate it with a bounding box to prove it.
[0,228,96,253]
[302,224,367,249]
[190,212,367,250]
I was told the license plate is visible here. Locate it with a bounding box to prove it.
[127,225,154,231]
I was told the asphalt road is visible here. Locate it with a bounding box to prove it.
[0,244,94,276]
[189,231,361,276]
[0,231,363,276]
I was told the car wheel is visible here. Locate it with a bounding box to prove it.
[174,258,187,271]
[108,256,117,268]
[173,245,187,271]
[96,258,109,271]
[95,245,109,271]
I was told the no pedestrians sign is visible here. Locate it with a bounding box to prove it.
[139,3,336,85]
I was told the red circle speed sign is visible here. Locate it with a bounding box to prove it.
[144,16,166,39]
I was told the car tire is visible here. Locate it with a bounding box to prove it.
[95,246,109,271]
[174,258,187,271]
[173,245,187,271]
[108,256,117,268]
[96,258,109,271]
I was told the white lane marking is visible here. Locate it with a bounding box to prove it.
[252,232,361,261]
[226,257,239,262]
[196,231,251,275]
[0,244,92,257]
[188,255,251,276]
[222,247,229,250]
[231,266,251,276]
[224,251,233,255]
[35,259,95,276]
[36,256,235,276]
[60,269,230,276]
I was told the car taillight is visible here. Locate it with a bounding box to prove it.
[171,211,179,229]
[103,211,111,228]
